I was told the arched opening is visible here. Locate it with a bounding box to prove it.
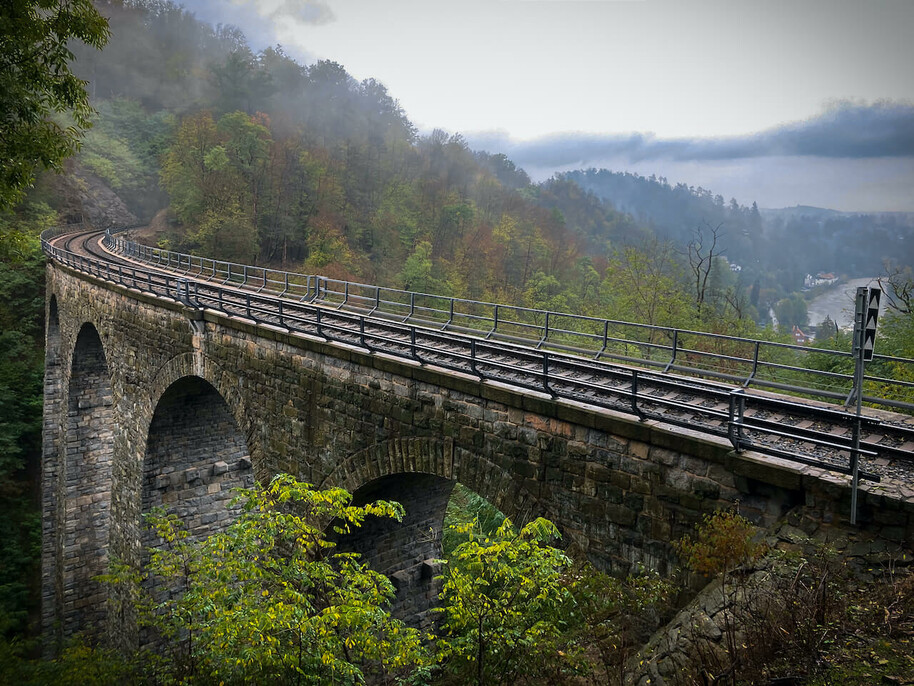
[63,323,114,637]
[324,438,546,630]
[142,376,252,548]
[337,475,515,630]
[338,473,456,630]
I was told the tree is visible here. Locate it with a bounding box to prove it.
[675,510,765,686]
[685,221,724,318]
[774,293,808,332]
[436,517,578,686]
[0,222,47,640]
[105,475,430,685]
[0,0,109,210]
[399,240,437,293]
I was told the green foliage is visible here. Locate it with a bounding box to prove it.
[774,293,809,332]
[103,475,430,685]
[0,220,46,639]
[441,483,506,557]
[0,634,142,686]
[564,563,675,683]
[75,98,176,218]
[436,517,578,686]
[0,0,109,210]
[399,241,440,294]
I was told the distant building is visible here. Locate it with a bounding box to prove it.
[804,272,839,288]
[792,325,813,345]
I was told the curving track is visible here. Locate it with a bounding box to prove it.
[45,228,914,490]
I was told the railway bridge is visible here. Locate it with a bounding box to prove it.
[41,226,914,649]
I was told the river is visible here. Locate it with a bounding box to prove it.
[805,277,884,330]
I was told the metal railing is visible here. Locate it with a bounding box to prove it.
[40,226,904,487]
[102,230,914,413]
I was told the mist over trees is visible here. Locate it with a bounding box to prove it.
[566,168,914,293]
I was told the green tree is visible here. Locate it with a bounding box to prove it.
[106,475,429,685]
[436,517,577,686]
[399,240,445,294]
[0,0,109,210]
[0,212,49,639]
[774,293,808,332]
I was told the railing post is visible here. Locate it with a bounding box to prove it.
[470,339,478,376]
[664,330,679,372]
[543,353,551,395]
[537,312,550,349]
[744,341,761,387]
[487,305,499,339]
[631,370,641,418]
[442,298,454,330]
[595,319,609,360]
[728,389,746,451]
[411,327,420,362]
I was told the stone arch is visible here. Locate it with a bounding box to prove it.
[141,373,254,550]
[145,352,263,482]
[63,322,115,637]
[320,437,545,526]
[322,438,549,628]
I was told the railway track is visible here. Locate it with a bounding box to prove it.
[44,228,914,490]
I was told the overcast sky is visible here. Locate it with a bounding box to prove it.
[179,0,914,211]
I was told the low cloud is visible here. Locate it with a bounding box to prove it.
[266,0,335,26]
[469,101,914,168]
[180,0,334,52]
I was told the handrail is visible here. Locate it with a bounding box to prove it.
[99,227,914,414]
[39,225,912,488]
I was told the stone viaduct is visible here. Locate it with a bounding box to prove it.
[43,253,914,651]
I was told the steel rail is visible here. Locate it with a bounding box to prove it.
[43,228,913,488]
[101,229,914,413]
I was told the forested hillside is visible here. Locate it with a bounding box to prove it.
[567,168,914,293]
[62,0,776,330]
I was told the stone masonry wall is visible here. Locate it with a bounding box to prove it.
[337,473,456,629]
[62,324,114,638]
[142,376,253,547]
[44,261,914,648]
